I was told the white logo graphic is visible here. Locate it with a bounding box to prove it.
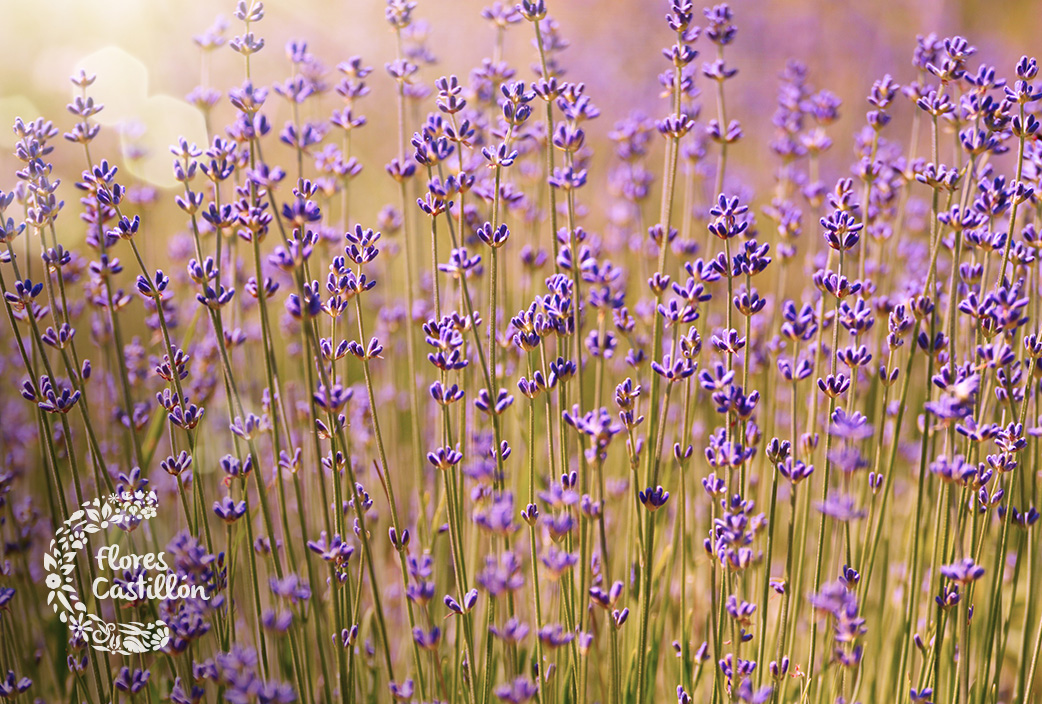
[43,490,205,654]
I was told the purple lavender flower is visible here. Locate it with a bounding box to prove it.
[940,558,985,584]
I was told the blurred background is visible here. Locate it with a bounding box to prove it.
[0,0,1038,225]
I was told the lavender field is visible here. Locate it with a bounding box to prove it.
[2,1,1042,702]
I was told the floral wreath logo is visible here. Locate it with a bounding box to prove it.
[43,490,171,655]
